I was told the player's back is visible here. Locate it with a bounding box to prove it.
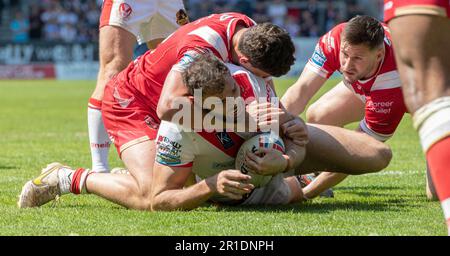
[126,13,256,109]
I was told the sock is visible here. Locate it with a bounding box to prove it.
[57,167,75,195]
[426,137,450,235]
[69,168,91,195]
[88,98,111,172]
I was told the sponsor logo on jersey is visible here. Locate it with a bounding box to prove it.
[156,136,182,165]
[367,101,394,114]
[144,115,159,130]
[311,45,327,68]
[215,132,234,149]
[177,53,196,70]
[119,3,132,19]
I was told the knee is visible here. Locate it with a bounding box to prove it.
[103,60,128,81]
[129,179,153,211]
[306,104,326,124]
[135,191,153,211]
[370,143,393,172]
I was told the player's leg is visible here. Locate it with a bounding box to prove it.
[306,81,365,126]
[389,14,450,234]
[303,81,365,199]
[297,124,392,175]
[284,176,304,203]
[293,123,392,201]
[426,165,438,201]
[84,140,156,210]
[141,2,188,51]
[18,141,156,210]
[300,172,344,200]
[89,25,136,173]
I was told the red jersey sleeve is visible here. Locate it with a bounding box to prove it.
[305,24,345,78]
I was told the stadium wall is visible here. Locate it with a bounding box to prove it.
[0,38,318,80]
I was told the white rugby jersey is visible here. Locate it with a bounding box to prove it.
[155,64,276,180]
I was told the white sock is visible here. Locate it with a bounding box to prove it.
[442,198,450,236]
[88,98,111,172]
[58,167,74,195]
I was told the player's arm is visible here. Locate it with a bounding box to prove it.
[157,70,190,122]
[244,129,306,176]
[151,163,213,211]
[254,79,309,146]
[281,68,328,116]
[151,164,255,211]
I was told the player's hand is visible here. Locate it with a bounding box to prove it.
[244,147,288,176]
[246,102,292,131]
[281,117,309,146]
[207,170,255,200]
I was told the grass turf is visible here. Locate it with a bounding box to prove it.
[0,79,446,235]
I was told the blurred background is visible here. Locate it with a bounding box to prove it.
[0,0,384,79]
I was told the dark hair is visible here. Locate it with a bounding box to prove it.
[238,23,295,77]
[182,53,230,98]
[343,15,385,50]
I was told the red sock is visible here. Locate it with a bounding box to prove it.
[88,98,102,110]
[70,168,87,194]
[426,136,450,232]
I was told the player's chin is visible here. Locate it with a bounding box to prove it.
[343,75,357,84]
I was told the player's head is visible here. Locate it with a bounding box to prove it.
[237,23,295,78]
[182,53,241,121]
[182,53,239,100]
[340,15,385,83]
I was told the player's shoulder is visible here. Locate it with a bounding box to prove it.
[318,23,345,54]
[326,22,346,39]
[214,12,256,23]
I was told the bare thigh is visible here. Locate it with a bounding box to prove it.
[306,81,365,126]
[92,25,136,100]
[120,140,157,196]
[297,124,392,174]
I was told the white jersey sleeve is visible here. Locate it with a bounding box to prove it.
[155,121,195,167]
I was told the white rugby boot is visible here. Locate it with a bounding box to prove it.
[18,162,72,208]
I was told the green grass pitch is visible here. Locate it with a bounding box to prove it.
[0,79,446,235]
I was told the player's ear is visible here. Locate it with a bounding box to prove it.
[376,46,385,61]
[238,55,250,65]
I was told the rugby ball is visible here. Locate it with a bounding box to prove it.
[235,132,285,188]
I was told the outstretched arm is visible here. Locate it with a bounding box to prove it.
[281,68,327,116]
[157,70,190,122]
[151,163,254,211]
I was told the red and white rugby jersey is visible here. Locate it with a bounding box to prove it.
[306,23,398,86]
[155,64,274,179]
[306,23,407,141]
[119,12,256,115]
